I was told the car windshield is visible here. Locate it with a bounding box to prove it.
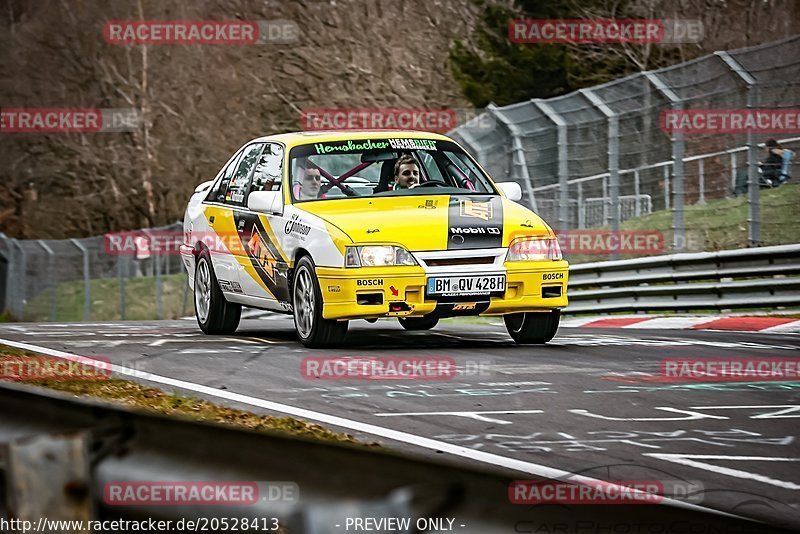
[288,137,497,202]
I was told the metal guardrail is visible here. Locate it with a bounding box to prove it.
[0,383,791,533]
[566,244,800,314]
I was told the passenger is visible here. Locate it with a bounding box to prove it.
[299,166,323,200]
[393,154,420,189]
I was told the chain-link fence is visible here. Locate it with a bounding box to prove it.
[0,223,191,322]
[452,36,800,261]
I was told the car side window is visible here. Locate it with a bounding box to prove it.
[248,143,284,201]
[417,151,445,183]
[206,149,243,203]
[224,143,264,206]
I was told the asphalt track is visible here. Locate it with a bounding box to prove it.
[1,317,799,530]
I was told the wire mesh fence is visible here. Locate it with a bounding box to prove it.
[0,222,191,322]
[451,36,800,262]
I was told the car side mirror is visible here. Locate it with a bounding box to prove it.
[194,180,215,194]
[496,181,522,202]
[248,190,283,215]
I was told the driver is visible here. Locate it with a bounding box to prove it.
[393,154,420,189]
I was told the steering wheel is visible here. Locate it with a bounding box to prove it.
[413,180,448,188]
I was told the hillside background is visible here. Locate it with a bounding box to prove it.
[1,0,797,238]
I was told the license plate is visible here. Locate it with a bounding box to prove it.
[426,275,506,297]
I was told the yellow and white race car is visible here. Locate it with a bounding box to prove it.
[181,131,568,347]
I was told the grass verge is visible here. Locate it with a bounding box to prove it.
[0,343,369,446]
[24,273,193,322]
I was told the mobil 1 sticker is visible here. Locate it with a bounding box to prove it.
[447,196,503,250]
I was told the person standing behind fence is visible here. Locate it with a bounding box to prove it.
[134,233,151,277]
[760,139,793,186]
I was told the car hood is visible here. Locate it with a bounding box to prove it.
[297,195,553,251]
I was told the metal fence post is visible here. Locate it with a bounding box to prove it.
[663,165,671,210]
[730,152,738,193]
[38,241,57,322]
[634,170,641,216]
[717,51,760,246]
[580,89,619,258]
[455,127,487,169]
[13,241,26,319]
[0,233,11,316]
[489,106,538,212]
[70,239,91,321]
[698,159,706,204]
[533,100,569,232]
[644,71,684,251]
[143,229,163,320]
[118,256,126,321]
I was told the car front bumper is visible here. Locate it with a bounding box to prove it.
[316,260,569,320]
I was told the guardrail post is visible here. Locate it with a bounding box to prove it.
[70,239,91,321]
[580,89,620,259]
[38,240,57,322]
[489,105,538,213]
[3,431,91,532]
[717,51,761,246]
[533,99,569,232]
[644,72,685,252]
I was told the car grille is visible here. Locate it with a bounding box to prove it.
[422,256,496,267]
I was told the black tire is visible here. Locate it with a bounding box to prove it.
[398,315,439,331]
[504,310,560,344]
[194,250,241,335]
[292,256,348,347]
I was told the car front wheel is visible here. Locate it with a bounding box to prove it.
[194,251,241,335]
[504,310,560,344]
[292,256,348,347]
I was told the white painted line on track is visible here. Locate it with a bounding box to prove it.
[374,409,544,425]
[645,454,800,490]
[0,337,751,518]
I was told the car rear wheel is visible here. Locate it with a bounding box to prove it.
[504,310,560,344]
[397,315,439,331]
[293,256,348,347]
[194,251,241,335]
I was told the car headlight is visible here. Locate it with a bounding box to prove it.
[506,237,562,261]
[345,246,418,267]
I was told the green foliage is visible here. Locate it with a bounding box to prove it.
[450,2,574,107]
[449,0,686,106]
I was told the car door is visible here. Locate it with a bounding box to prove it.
[231,143,293,307]
[201,146,249,295]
